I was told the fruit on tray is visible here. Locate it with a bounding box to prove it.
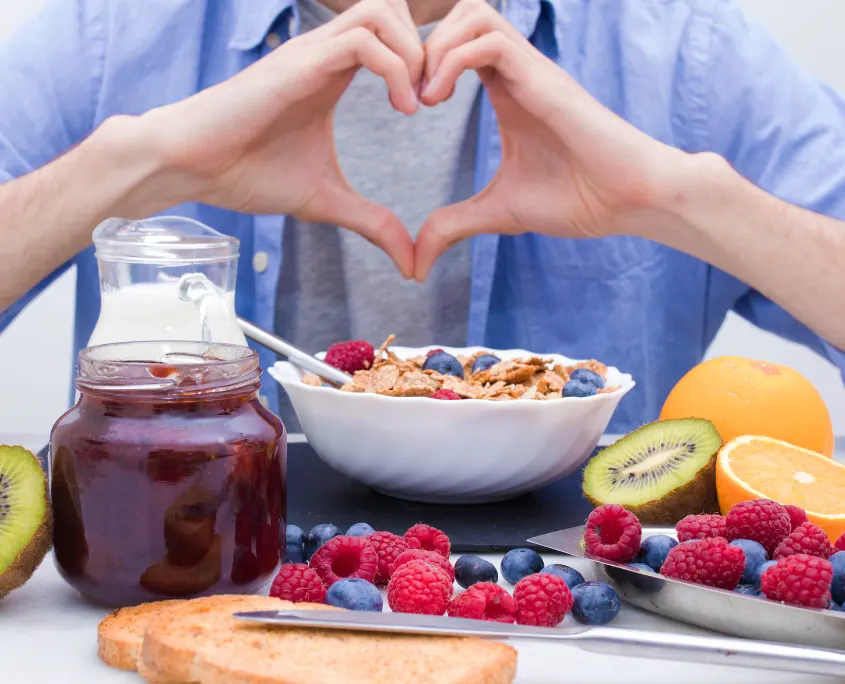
[585,499,844,611]
[659,356,834,457]
[0,445,53,599]
[501,548,545,585]
[715,435,845,542]
[581,418,722,524]
[584,504,642,563]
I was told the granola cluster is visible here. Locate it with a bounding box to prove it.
[303,335,619,401]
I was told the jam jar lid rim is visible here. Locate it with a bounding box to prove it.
[76,341,261,396]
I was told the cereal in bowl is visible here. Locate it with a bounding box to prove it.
[305,335,620,400]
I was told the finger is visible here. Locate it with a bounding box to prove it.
[318,0,425,89]
[414,189,512,281]
[422,31,525,106]
[325,27,418,114]
[303,172,415,279]
[327,190,415,280]
[423,2,527,84]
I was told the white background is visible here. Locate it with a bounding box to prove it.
[1,0,843,439]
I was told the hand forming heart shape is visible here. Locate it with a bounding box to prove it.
[145,0,684,281]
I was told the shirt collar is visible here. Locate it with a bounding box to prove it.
[228,0,558,55]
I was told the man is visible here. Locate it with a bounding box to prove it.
[0,0,843,433]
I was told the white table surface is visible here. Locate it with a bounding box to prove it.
[2,432,843,684]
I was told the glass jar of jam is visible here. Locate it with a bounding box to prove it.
[50,341,286,608]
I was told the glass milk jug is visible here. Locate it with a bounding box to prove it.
[88,216,248,347]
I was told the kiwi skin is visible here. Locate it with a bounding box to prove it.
[584,457,719,525]
[582,420,722,525]
[0,446,54,599]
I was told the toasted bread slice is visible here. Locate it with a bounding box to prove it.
[98,599,185,671]
[140,595,291,683]
[143,598,517,684]
[192,623,518,684]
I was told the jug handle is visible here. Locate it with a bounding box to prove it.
[177,273,233,343]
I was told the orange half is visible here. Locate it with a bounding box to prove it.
[716,435,845,542]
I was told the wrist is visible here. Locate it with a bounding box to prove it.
[82,114,190,220]
[618,151,737,246]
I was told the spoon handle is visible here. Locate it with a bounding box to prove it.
[237,317,352,387]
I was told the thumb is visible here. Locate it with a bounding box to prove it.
[307,184,415,279]
[415,189,511,281]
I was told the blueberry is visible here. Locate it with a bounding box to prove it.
[471,354,500,374]
[626,562,656,573]
[571,582,621,625]
[752,560,777,589]
[569,368,605,389]
[729,539,768,586]
[541,564,585,590]
[501,548,544,585]
[734,584,763,597]
[454,555,498,589]
[422,351,464,378]
[346,522,375,537]
[830,551,845,605]
[563,378,597,398]
[284,524,306,564]
[305,523,342,560]
[635,535,678,572]
[325,578,383,612]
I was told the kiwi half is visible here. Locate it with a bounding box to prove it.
[0,445,53,598]
[582,418,722,524]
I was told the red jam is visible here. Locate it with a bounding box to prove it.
[50,341,285,607]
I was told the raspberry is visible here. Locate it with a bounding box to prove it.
[430,389,462,400]
[760,554,833,608]
[784,504,809,531]
[387,559,453,615]
[584,504,641,563]
[660,537,744,590]
[447,582,517,623]
[369,531,420,585]
[773,522,834,560]
[309,535,378,586]
[513,573,572,627]
[426,348,445,357]
[269,563,326,603]
[393,548,455,583]
[836,532,845,552]
[405,524,451,559]
[324,340,375,374]
[675,514,727,543]
[725,499,791,556]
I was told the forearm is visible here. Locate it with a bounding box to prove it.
[0,116,177,312]
[631,153,845,350]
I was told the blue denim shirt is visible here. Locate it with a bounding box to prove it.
[1,0,844,432]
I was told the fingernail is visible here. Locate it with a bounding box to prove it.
[408,87,419,111]
[417,77,427,98]
[422,75,440,99]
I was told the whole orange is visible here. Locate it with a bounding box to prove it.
[659,356,834,457]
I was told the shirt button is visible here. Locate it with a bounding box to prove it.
[265,32,282,49]
[253,251,269,273]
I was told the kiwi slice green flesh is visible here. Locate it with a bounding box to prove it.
[582,418,722,524]
[0,445,53,598]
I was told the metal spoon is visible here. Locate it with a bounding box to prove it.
[236,317,352,387]
[233,609,845,678]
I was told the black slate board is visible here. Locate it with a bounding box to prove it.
[38,442,596,553]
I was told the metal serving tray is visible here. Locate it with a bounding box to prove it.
[528,526,845,652]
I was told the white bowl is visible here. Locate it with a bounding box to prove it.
[268,346,635,504]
